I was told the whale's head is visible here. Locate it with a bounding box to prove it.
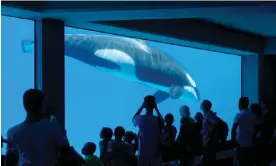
[169,72,200,101]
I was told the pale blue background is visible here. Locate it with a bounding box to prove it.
[1,16,241,156]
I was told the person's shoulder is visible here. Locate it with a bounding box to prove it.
[134,114,144,121]
[35,119,55,127]
[109,139,116,145]
[39,120,62,132]
[7,123,23,137]
[180,117,190,124]
[235,112,241,116]
[126,142,134,147]
[172,125,177,132]
[8,123,22,132]
[119,141,126,148]
[153,115,161,120]
[233,112,241,119]
[41,120,60,128]
[240,110,254,120]
[206,112,219,123]
[92,155,100,160]
[209,112,218,118]
[92,155,103,166]
[99,140,104,145]
[180,117,188,121]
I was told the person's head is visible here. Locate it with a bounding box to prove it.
[23,89,44,114]
[100,127,113,141]
[179,105,190,118]
[250,103,262,119]
[114,126,125,140]
[82,142,96,156]
[200,100,212,113]
[239,97,249,110]
[164,113,174,125]
[194,112,203,122]
[124,131,135,143]
[144,95,156,114]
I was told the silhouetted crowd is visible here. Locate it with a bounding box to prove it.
[2,89,276,166]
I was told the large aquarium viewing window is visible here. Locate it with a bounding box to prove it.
[64,27,241,155]
[1,16,35,154]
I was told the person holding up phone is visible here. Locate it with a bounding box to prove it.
[132,95,164,166]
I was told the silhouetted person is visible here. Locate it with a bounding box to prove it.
[82,142,103,166]
[99,127,113,166]
[5,89,69,166]
[176,105,197,166]
[254,102,276,166]
[231,97,256,166]
[194,112,203,130]
[124,131,138,166]
[162,113,177,162]
[200,100,219,166]
[193,112,204,156]
[132,95,164,166]
[124,131,137,155]
[108,126,128,166]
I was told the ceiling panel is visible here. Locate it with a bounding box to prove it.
[2,1,273,12]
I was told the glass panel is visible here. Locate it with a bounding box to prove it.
[65,27,241,156]
[1,16,35,154]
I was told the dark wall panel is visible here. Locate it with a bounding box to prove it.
[260,55,276,109]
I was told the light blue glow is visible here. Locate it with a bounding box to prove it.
[1,16,34,154]
[65,27,241,156]
[0,16,241,156]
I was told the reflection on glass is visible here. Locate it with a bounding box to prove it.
[1,16,34,154]
[64,27,241,156]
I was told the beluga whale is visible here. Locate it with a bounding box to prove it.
[22,34,200,103]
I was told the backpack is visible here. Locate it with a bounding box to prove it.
[215,117,229,143]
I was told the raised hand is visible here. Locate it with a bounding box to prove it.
[153,101,158,110]
[140,101,146,109]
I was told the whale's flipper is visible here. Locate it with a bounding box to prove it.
[153,90,170,103]
[170,84,200,100]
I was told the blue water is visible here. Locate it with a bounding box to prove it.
[65,27,241,156]
[1,16,35,154]
[1,16,241,156]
